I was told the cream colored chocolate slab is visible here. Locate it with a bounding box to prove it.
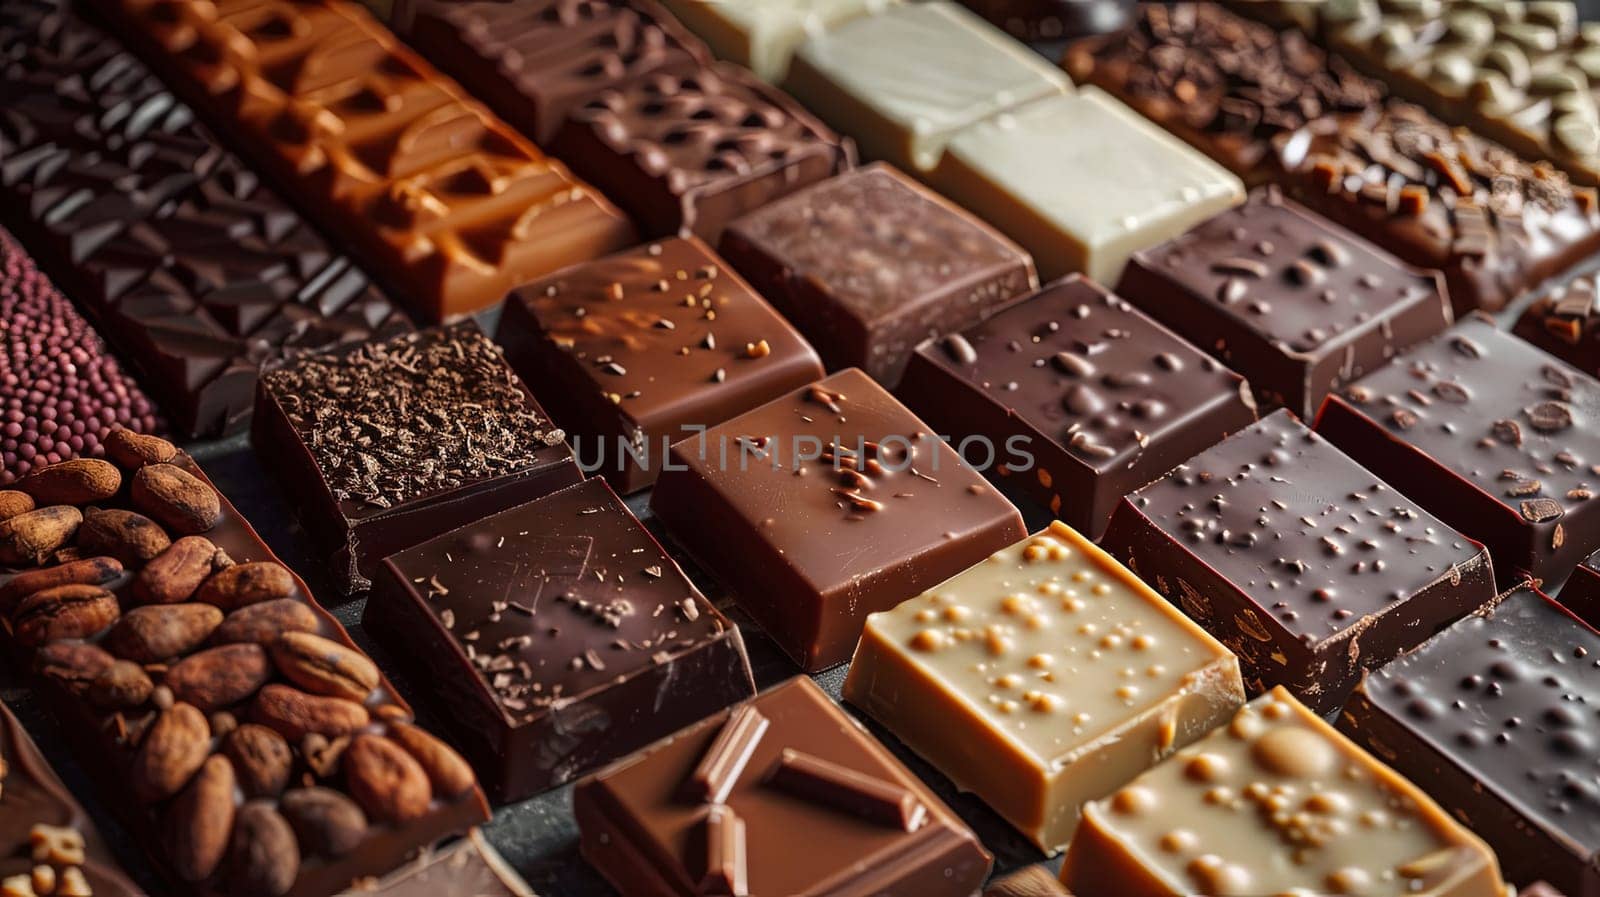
[931,88,1245,284]
[783,1,1071,172]
[659,0,898,82]
[844,522,1246,853]
[1060,687,1506,897]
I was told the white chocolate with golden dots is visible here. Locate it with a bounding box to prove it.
[844,521,1245,852]
[1061,687,1505,897]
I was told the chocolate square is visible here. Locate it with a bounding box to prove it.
[1102,409,1497,714]
[574,677,992,897]
[719,163,1037,386]
[365,477,754,802]
[649,367,1026,671]
[1341,588,1600,897]
[253,322,582,594]
[898,274,1256,537]
[658,0,896,83]
[1316,316,1600,605]
[1118,187,1451,419]
[551,63,851,241]
[497,236,825,494]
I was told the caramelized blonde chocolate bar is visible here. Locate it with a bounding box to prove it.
[1060,687,1505,897]
[844,522,1246,852]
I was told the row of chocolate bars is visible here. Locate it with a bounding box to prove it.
[1,0,1598,895]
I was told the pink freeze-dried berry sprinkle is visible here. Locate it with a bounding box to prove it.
[1,229,163,484]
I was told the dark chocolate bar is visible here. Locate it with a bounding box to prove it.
[1562,547,1600,624]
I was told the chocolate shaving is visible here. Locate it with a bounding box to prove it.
[766,748,925,832]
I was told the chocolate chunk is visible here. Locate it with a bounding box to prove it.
[339,831,535,897]
[1515,272,1600,377]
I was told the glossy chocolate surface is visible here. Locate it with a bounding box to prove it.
[405,0,707,146]
[254,322,581,594]
[650,367,1027,672]
[719,163,1036,386]
[1316,316,1600,605]
[1119,187,1452,418]
[1102,409,1497,714]
[960,0,1132,41]
[92,0,636,322]
[1514,271,1600,377]
[365,477,755,803]
[574,676,992,897]
[898,275,1256,538]
[552,63,851,241]
[0,0,411,439]
[1563,547,1600,624]
[1342,588,1599,897]
[497,237,824,493]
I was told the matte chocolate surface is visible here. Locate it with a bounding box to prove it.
[657,0,897,83]
[1514,270,1600,377]
[365,477,755,803]
[552,63,851,241]
[1341,588,1599,897]
[497,237,824,493]
[2,697,146,897]
[1102,409,1498,715]
[1281,100,1600,314]
[254,322,582,595]
[719,163,1037,386]
[0,0,411,439]
[1119,187,1453,419]
[1060,688,1505,897]
[846,522,1246,852]
[960,0,1132,41]
[345,831,533,896]
[574,676,993,897]
[404,0,708,146]
[897,275,1256,539]
[650,367,1027,671]
[93,0,636,322]
[1316,316,1600,604]
[0,446,490,897]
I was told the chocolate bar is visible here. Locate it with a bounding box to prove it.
[1118,187,1452,419]
[782,1,1071,173]
[1513,271,1600,377]
[897,275,1256,538]
[574,676,993,897]
[959,0,1132,41]
[91,0,636,322]
[496,237,825,493]
[658,0,898,83]
[253,322,582,595]
[845,522,1246,851]
[984,867,1073,897]
[364,477,756,803]
[0,1,412,439]
[340,831,532,896]
[2,696,147,897]
[649,367,1027,671]
[403,0,708,146]
[930,88,1246,283]
[1102,410,1499,714]
[0,434,490,897]
[1562,547,1600,624]
[551,63,851,241]
[1340,588,1598,897]
[719,163,1037,387]
[1316,316,1600,604]
[1060,687,1505,897]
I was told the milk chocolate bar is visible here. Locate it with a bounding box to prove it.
[91,0,636,322]
[339,831,533,897]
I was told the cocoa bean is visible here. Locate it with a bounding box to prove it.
[89,660,154,710]
[221,724,292,799]
[388,723,476,799]
[269,632,379,703]
[131,464,221,535]
[167,643,273,712]
[13,584,121,648]
[226,801,299,897]
[0,490,35,522]
[131,702,211,803]
[17,459,122,505]
[166,754,236,882]
[279,787,368,859]
[0,506,83,566]
[34,641,116,697]
[133,536,230,605]
[77,508,170,568]
[251,685,369,742]
[104,428,178,470]
[214,599,319,645]
[198,562,294,610]
[105,603,223,663]
[344,734,432,824]
[0,556,122,617]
